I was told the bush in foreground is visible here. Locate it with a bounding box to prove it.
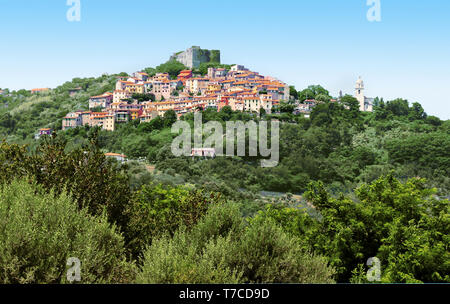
[136,203,335,283]
[0,179,136,284]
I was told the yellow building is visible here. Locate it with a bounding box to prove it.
[207,83,221,91]
[124,83,145,94]
[130,109,141,120]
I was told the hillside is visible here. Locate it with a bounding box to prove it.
[1,64,449,198]
[0,58,233,145]
[0,74,118,144]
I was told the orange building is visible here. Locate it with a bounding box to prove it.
[177,70,193,84]
[31,88,50,94]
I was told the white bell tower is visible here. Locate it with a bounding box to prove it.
[355,76,365,111]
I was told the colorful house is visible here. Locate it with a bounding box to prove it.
[124,83,145,94]
[177,70,193,83]
[31,88,50,94]
[105,153,127,162]
[62,112,83,130]
[35,128,53,139]
[113,90,132,103]
[89,112,115,131]
[39,128,52,136]
[89,92,113,110]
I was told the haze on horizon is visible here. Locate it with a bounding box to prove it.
[1,0,449,119]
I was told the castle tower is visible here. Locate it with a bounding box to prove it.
[355,76,365,111]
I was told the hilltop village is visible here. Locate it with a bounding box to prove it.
[62,65,290,132]
[14,47,372,134]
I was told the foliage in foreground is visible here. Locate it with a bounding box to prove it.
[137,203,335,284]
[124,183,221,259]
[0,134,131,233]
[254,174,450,283]
[0,179,136,284]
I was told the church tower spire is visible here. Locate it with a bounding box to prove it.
[355,76,365,111]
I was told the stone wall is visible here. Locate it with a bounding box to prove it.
[170,46,221,68]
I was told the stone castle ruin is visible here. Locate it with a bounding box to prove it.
[170,46,221,69]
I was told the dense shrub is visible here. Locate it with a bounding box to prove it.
[0,136,131,232]
[137,203,335,283]
[0,179,136,284]
[124,183,221,259]
[304,174,450,283]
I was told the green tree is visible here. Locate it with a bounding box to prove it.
[155,60,188,79]
[259,107,266,117]
[386,98,410,117]
[163,109,177,127]
[125,184,220,258]
[340,95,360,116]
[0,113,16,133]
[298,85,330,102]
[137,203,335,283]
[0,134,131,234]
[195,62,231,76]
[426,115,442,127]
[303,174,450,283]
[408,102,427,121]
[315,94,331,103]
[0,179,136,284]
[289,86,298,100]
[385,132,450,171]
[132,93,155,102]
[278,102,295,113]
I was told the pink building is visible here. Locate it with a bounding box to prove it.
[39,128,52,136]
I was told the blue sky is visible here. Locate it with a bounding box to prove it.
[1,0,449,119]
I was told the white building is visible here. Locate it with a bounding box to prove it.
[230,65,248,72]
[355,76,374,112]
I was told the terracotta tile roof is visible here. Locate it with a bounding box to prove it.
[105,153,127,158]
